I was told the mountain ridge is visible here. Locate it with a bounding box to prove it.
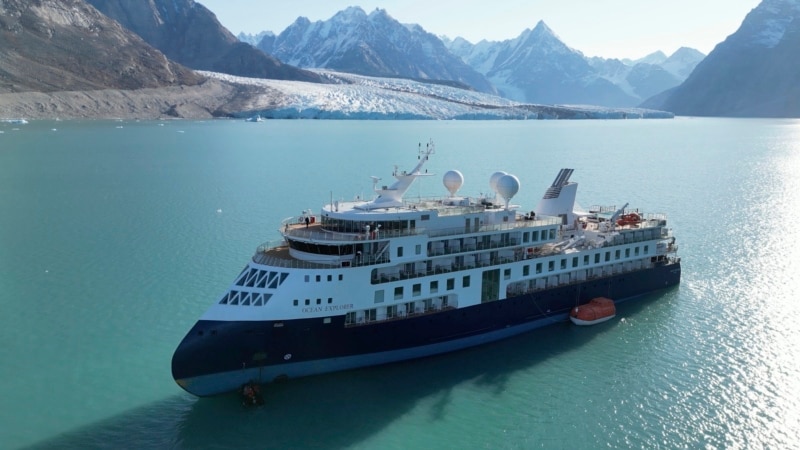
[85,0,325,83]
[646,0,800,116]
[257,6,496,94]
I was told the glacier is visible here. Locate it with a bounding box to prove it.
[203,70,673,120]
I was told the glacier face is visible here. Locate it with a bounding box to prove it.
[204,70,673,120]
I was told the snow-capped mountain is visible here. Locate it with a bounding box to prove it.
[238,31,274,47]
[659,47,705,79]
[648,0,800,117]
[256,7,496,94]
[447,21,636,106]
[449,22,704,107]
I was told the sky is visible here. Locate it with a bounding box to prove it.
[198,0,762,60]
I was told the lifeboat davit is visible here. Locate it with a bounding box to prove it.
[570,297,616,325]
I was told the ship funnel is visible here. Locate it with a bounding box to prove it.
[535,168,577,225]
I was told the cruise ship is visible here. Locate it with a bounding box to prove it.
[171,141,681,397]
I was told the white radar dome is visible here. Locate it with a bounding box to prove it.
[489,171,508,194]
[443,170,464,196]
[497,174,520,207]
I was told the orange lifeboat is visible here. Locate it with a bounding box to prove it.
[570,297,616,325]
[616,212,641,227]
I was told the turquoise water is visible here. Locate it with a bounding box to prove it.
[1,118,799,449]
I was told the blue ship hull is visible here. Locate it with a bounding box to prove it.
[172,261,680,396]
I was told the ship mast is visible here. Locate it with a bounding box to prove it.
[362,140,435,210]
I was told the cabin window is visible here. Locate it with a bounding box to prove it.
[421,214,430,221]
[430,280,439,293]
[635,247,640,256]
[304,275,310,282]
[540,230,547,241]
[504,269,511,280]
[447,278,455,290]
[339,274,343,281]
[560,259,567,270]
[316,298,321,305]
[413,283,421,297]
[327,275,332,282]
[572,257,579,268]
[615,250,621,260]
[394,286,403,300]
[305,299,310,305]
[415,244,422,255]
[605,252,611,262]
[328,298,332,304]
[293,299,298,306]
[366,309,377,322]
[595,253,601,264]
[536,263,542,274]
[548,261,555,272]
[625,248,630,258]
[387,305,398,318]
[644,245,649,255]
[345,312,356,325]
[463,276,471,288]
[549,229,556,240]
[523,265,530,276]
[523,232,530,243]
[316,275,321,282]
[374,290,385,304]
[397,246,404,258]
[584,255,590,265]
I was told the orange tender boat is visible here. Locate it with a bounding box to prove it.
[570,297,616,325]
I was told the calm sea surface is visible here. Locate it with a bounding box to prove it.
[1,118,799,449]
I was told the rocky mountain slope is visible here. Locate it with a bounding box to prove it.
[646,0,800,117]
[0,0,202,93]
[85,0,324,82]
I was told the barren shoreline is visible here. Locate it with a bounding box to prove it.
[0,79,245,120]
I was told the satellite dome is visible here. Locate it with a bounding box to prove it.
[489,171,508,193]
[443,170,464,196]
[496,174,520,207]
